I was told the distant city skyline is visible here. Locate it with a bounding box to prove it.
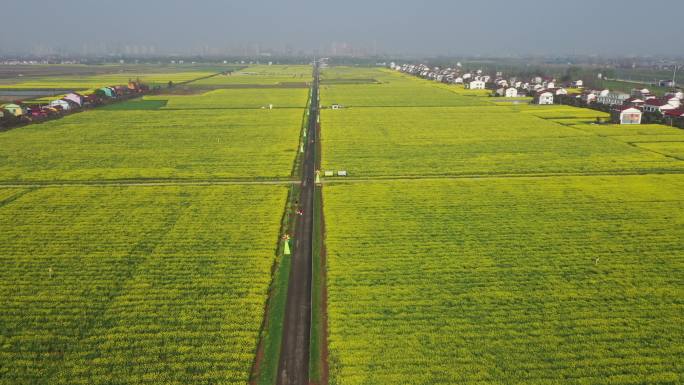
[1,0,683,57]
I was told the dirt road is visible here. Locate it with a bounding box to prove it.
[276,62,319,385]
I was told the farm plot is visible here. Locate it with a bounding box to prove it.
[320,67,490,107]
[0,184,288,385]
[568,124,684,158]
[321,106,684,177]
[634,141,684,159]
[0,188,27,204]
[145,88,309,109]
[0,71,216,90]
[320,82,489,107]
[515,105,610,119]
[570,123,684,143]
[0,108,303,182]
[190,65,312,87]
[320,67,392,84]
[323,175,684,385]
[320,67,389,81]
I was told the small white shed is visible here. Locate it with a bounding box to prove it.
[49,99,71,111]
[467,80,485,90]
[505,88,518,97]
[537,92,554,105]
[618,107,642,125]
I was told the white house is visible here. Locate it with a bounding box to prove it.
[63,93,83,106]
[49,99,71,111]
[643,98,678,113]
[597,91,630,106]
[505,87,518,97]
[624,97,645,107]
[581,92,597,104]
[573,80,584,88]
[453,77,463,84]
[631,88,651,98]
[663,96,681,108]
[536,91,554,105]
[616,106,642,125]
[467,80,486,90]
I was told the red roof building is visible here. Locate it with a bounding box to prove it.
[664,108,684,118]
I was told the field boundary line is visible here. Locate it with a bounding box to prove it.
[321,104,493,109]
[548,119,684,163]
[319,170,684,184]
[626,142,684,161]
[0,188,35,209]
[161,106,308,111]
[0,179,298,188]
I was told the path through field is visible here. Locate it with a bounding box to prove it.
[276,63,319,385]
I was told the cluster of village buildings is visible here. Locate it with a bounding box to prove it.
[391,63,684,127]
[0,82,149,128]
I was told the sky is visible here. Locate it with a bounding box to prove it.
[1,0,683,56]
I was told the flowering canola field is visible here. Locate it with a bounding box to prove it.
[0,66,311,385]
[0,108,303,182]
[0,185,288,385]
[321,67,684,385]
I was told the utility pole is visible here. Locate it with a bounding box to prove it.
[673,65,678,89]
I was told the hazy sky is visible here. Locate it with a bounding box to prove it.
[2,0,683,56]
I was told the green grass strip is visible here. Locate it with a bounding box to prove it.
[309,185,324,382]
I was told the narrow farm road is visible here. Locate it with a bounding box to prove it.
[277,61,319,385]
